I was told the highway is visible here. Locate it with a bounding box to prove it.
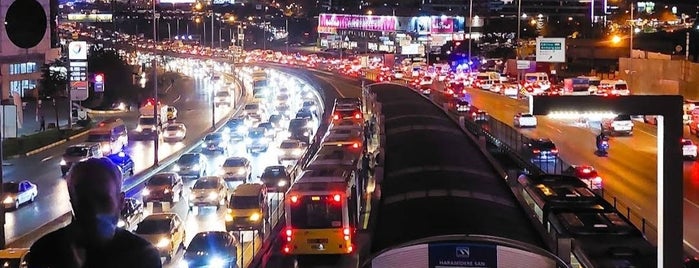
[426,82,699,254]
[4,65,237,246]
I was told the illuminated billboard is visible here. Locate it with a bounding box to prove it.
[318,13,396,32]
[67,13,113,22]
[158,0,197,3]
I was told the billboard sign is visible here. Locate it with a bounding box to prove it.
[318,13,396,32]
[536,37,566,63]
[68,41,88,60]
[431,16,453,33]
[401,44,423,55]
[67,13,113,22]
[428,243,497,267]
[159,0,196,3]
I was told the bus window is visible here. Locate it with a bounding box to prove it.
[290,196,342,228]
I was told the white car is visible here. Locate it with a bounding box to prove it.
[682,139,697,160]
[394,72,404,79]
[2,180,38,210]
[514,113,537,128]
[503,85,519,97]
[419,76,433,86]
[162,123,187,142]
[278,139,307,163]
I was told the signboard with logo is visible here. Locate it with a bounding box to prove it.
[428,243,497,268]
[431,16,454,33]
[318,13,397,32]
[535,37,566,63]
[517,60,531,70]
[68,41,88,60]
[67,13,113,22]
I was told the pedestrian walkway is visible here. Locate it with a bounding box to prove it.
[11,98,71,137]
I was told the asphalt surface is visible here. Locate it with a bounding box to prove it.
[3,69,237,245]
[428,82,699,254]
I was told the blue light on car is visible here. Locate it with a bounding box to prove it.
[209,257,225,268]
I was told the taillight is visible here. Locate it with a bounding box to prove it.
[333,114,339,120]
[283,245,291,253]
[343,227,351,241]
[532,149,541,154]
[352,142,359,148]
[593,176,603,184]
[551,149,559,154]
[290,195,299,203]
[333,194,341,202]
[284,227,293,242]
[354,113,361,119]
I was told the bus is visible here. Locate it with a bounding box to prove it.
[282,169,358,255]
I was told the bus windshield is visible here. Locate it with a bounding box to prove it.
[290,196,343,228]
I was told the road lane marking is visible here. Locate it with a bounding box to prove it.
[41,156,53,162]
[315,75,345,97]
[546,124,563,133]
[173,94,182,104]
[685,240,699,255]
[685,198,699,209]
[636,127,656,137]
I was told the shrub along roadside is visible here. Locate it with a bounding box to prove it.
[2,124,92,158]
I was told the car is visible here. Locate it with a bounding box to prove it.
[60,143,103,176]
[142,172,184,203]
[201,133,228,154]
[683,138,698,160]
[418,76,433,86]
[514,113,538,128]
[275,103,292,118]
[331,107,362,123]
[134,213,185,262]
[118,197,145,230]
[162,123,186,142]
[189,176,229,210]
[2,180,37,210]
[220,157,252,183]
[562,165,603,191]
[268,114,284,130]
[471,110,489,122]
[288,118,313,143]
[418,84,431,95]
[455,99,470,113]
[173,153,208,178]
[259,165,292,192]
[183,231,237,268]
[165,106,178,120]
[245,127,271,153]
[524,138,559,162]
[223,117,247,140]
[106,151,135,178]
[302,100,318,115]
[243,103,263,117]
[278,139,307,163]
[295,110,314,121]
[257,122,277,139]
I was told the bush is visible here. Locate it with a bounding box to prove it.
[2,123,92,158]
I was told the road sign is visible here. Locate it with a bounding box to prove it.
[77,109,88,120]
[68,41,88,60]
[516,60,531,70]
[70,81,88,101]
[535,37,566,63]
[94,73,105,92]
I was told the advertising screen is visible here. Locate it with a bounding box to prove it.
[159,0,196,4]
[318,13,396,32]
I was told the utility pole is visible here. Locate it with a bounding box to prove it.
[285,18,289,54]
[468,0,473,70]
[629,2,634,58]
[211,10,216,129]
[152,0,159,166]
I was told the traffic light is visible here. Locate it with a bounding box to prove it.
[94,73,104,83]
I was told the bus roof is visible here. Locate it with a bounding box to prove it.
[297,169,353,183]
[288,181,348,194]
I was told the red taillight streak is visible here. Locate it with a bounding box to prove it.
[532,149,541,154]
[551,149,559,154]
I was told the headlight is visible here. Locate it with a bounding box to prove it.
[237,169,246,175]
[135,126,142,132]
[201,143,207,148]
[60,159,67,166]
[189,194,195,200]
[303,131,309,136]
[3,197,14,204]
[156,237,170,248]
[172,165,180,172]
[210,257,225,267]
[117,219,126,228]
[142,189,150,196]
[292,149,303,156]
[192,164,200,171]
[249,213,261,221]
[164,189,170,194]
[277,180,287,187]
[208,192,219,199]
[224,214,233,221]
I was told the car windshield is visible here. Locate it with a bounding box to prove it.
[248,130,264,138]
[227,119,243,127]
[223,158,245,167]
[280,141,299,149]
[205,134,221,141]
[215,91,230,97]
[289,119,307,129]
[147,174,171,186]
[534,141,556,150]
[303,101,314,107]
[166,125,182,131]
[521,114,534,118]
[263,166,285,177]
[139,117,156,125]
[178,154,198,164]
[87,134,111,142]
[258,123,272,129]
[193,179,220,189]
[615,115,631,121]
[296,111,312,118]
[230,196,259,209]
[188,233,229,252]
[277,95,288,101]
[65,147,89,157]
[135,219,170,234]
[2,183,19,193]
[269,115,281,122]
[683,140,694,146]
[245,104,259,110]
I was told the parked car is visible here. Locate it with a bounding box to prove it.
[2,180,38,210]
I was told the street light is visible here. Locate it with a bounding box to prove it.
[611,35,622,44]
[152,0,159,166]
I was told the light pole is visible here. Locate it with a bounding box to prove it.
[286,18,289,54]
[166,22,171,40]
[152,0,159,166]
[176,18,180,36]
[468,0,473,69]
[629,2,634,58]
[517,0,522,60]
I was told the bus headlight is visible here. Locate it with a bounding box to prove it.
[201,143,207,148]
[249,213,261,221]
[172,165,180,172]
[210,257,225,267]
[157,237,170,248]
[277,180,287,187]
[237,169,246,175]
[292,149,303,156]
[60,159,67,166]
[3,197,14,204]
[135,126,142,132]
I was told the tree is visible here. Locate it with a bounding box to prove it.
[39,59,68,98]
[87,47,141,108]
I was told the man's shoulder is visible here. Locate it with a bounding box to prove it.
[30,225,71,250]
[114,229,154,248]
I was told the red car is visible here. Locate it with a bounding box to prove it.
[564,165,603,191]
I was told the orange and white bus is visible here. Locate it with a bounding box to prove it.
[282,169,358,255]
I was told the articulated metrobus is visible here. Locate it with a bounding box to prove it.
[282,169,358,255]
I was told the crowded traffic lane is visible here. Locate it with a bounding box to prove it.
[4,73,237,245]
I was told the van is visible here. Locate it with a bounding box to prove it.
[87,118,128,154]
[224,183,268,234]
[474,72,501,90]
[600,80,630,96]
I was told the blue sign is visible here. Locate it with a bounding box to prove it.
[429,243,497,268]
[94,81,104,92]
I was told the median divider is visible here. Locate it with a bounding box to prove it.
[6,71,246,249]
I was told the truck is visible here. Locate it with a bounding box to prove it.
[136,101,169,137]
[563,78,592,95]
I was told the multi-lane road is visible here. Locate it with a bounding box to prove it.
[429,82,699,254]
[4,68,236,245]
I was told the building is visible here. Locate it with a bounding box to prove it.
[0,0,61,99]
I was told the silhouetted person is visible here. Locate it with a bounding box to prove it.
[39,116,45,132]
[28,158,161,268]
